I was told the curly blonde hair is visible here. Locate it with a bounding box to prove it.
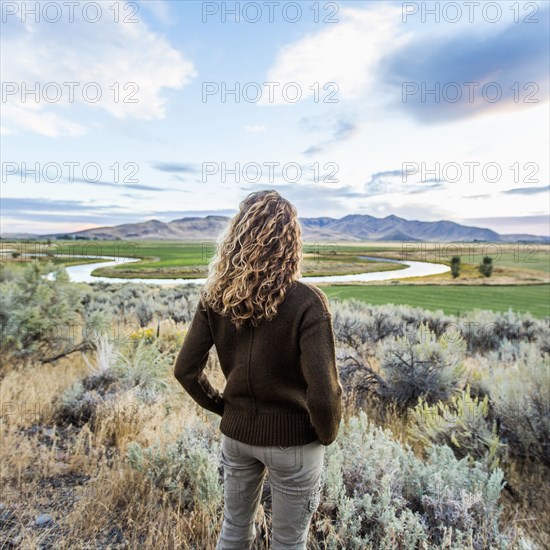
[200,189,303,330]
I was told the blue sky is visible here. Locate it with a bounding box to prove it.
[1,0,549,236]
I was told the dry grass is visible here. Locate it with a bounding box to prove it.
[498,461,550,549]
[0,351,221,548]
[0,355,89,428]
[1,328,548,549]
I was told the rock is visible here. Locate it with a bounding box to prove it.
[35,513,54,527]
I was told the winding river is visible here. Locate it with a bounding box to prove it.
[40,253,449,285]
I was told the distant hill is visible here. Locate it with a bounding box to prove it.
[0,232,42,239]
[3,214,549,243]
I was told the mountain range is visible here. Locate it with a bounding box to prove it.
[2,214,548,243]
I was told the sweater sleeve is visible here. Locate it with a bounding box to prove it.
[299,305,343,446]
[174,298,225,417]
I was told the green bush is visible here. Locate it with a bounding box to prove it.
[451,256,461,278]
[478,256,494,277]
[0,261,85,365]
[409,388,504,470]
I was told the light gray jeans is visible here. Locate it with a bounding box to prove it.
[216,434,326,550]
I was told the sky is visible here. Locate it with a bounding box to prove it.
[1,0,549,236]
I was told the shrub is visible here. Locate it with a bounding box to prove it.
[477,348,550,463]
[409,388,505,470]
[156,319,186,354]
[331,300,412,347]
[330,299,545,360]
[82,333,120,375]
[461,309,539,354]
[414,445,506,549]
[321,411,507,549]
[478,256,493,277]
[451,256,461,278]
[53,330,173,427]
[113,337,173,395]
[485,338,537,365]
[54,380,102,427]
[0,261,84,365]
[133,297,156,328]
[376,322,467,408]
[80,283,201,329]
[165,295,197,324]
[53,336,121,428]
[329,299,522,356]
[126,419,222,512]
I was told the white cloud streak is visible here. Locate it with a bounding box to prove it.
[1,0,196,136]
[263,4,413,104]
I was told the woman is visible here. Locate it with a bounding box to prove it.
[174,189,343,549]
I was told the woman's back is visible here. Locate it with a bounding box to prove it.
[173,189,343,549]
[174,279,343,447]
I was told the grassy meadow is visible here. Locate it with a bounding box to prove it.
[0,240,549,548]
[3,239,549,317]
[321,284,550,318]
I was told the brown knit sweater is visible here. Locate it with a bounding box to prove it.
[173,280,343,446]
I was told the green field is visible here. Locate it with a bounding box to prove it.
[11,240,407,279]
[3,239,549,317]
[321,283,550,318]
[4,239,548,273]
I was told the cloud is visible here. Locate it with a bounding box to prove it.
[1,197,126,215]
[502,185,550,195]
[152,162,199,174]
[264,2,549,125]
[264,4,412,104]
[159,210,236,219]
[364,170,444,196]
[244,125,267,134]
[380,5,550,123]
[2,105,87,138]
[407,184,446,194]
[2,166,181,191]
[0,197,236,231]
[233,183,472,226]
[1,1,196,136]
[301,115,360,155]
[70,178,180,192]
[139,0,172,24]
[238,183,368,214]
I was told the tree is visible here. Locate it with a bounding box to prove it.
[478,256,493,277]
[0,261,91,367]
[450,256,461,278]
